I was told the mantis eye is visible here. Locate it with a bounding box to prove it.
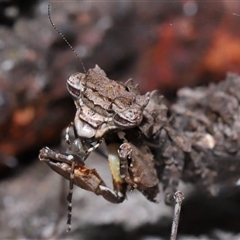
[113,108,143,128]
[67,73,85,99]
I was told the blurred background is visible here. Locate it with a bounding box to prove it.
[1,0,240,239]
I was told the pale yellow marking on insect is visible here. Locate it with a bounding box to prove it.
[117,131,127,142]
[107,143,124,183]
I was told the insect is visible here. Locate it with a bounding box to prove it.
[38,64,161,231]
[39,5,185,238]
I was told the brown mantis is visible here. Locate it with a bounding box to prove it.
[39,4,186,239]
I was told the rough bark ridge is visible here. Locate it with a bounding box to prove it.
[154,72,240,202]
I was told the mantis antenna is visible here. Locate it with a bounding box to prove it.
[48,4,86,73]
